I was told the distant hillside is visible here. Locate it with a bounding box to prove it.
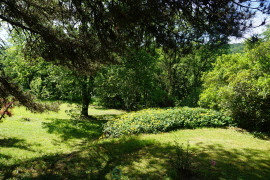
[230,43,244,54]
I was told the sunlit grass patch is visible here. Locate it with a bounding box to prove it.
[0,103,123,167]
[1,104,269,179]
[3,128,269,179]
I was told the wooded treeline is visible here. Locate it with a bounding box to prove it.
[1,40,227,108]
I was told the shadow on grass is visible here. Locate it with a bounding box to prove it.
[228,127,270,141]
[192,143,270,180]
[0,137,35,152]
[1,136,270,180]
[42,118,107,141]
[0,137,175,180]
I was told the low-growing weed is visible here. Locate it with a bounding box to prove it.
[169,141,193,179]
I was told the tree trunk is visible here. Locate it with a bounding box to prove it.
[81,76,90,116]
[81,75,94,117]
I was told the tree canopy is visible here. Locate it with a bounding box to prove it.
[1,0,269,71]
[0,0,269,111]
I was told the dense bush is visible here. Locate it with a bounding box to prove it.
[199,40,270,132]
[103,107,233,137]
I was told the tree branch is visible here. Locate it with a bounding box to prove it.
[0,101,13,121]
[0,15,39,34]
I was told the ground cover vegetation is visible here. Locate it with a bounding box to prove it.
[104,107,234,137]
[0,0,270,179]
[0,105,270,179]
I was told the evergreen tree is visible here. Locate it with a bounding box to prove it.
[0,0,269,112]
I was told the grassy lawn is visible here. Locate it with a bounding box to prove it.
[0,103,270,179]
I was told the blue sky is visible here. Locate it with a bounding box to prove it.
[229,10,270,44]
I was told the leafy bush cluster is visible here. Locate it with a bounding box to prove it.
[199,40,270,132]
[103,107,233,137]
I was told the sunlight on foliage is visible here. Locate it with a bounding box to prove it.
[199,40,270,132]
[104,107,233,137]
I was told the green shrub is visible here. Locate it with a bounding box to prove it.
[103,107,233,137]
[199,40,270,132]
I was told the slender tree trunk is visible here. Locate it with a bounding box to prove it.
[81,76,90,116]
[81,75,94,117]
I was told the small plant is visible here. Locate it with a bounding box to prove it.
[210,160,216,167]
[169,141,193,178]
